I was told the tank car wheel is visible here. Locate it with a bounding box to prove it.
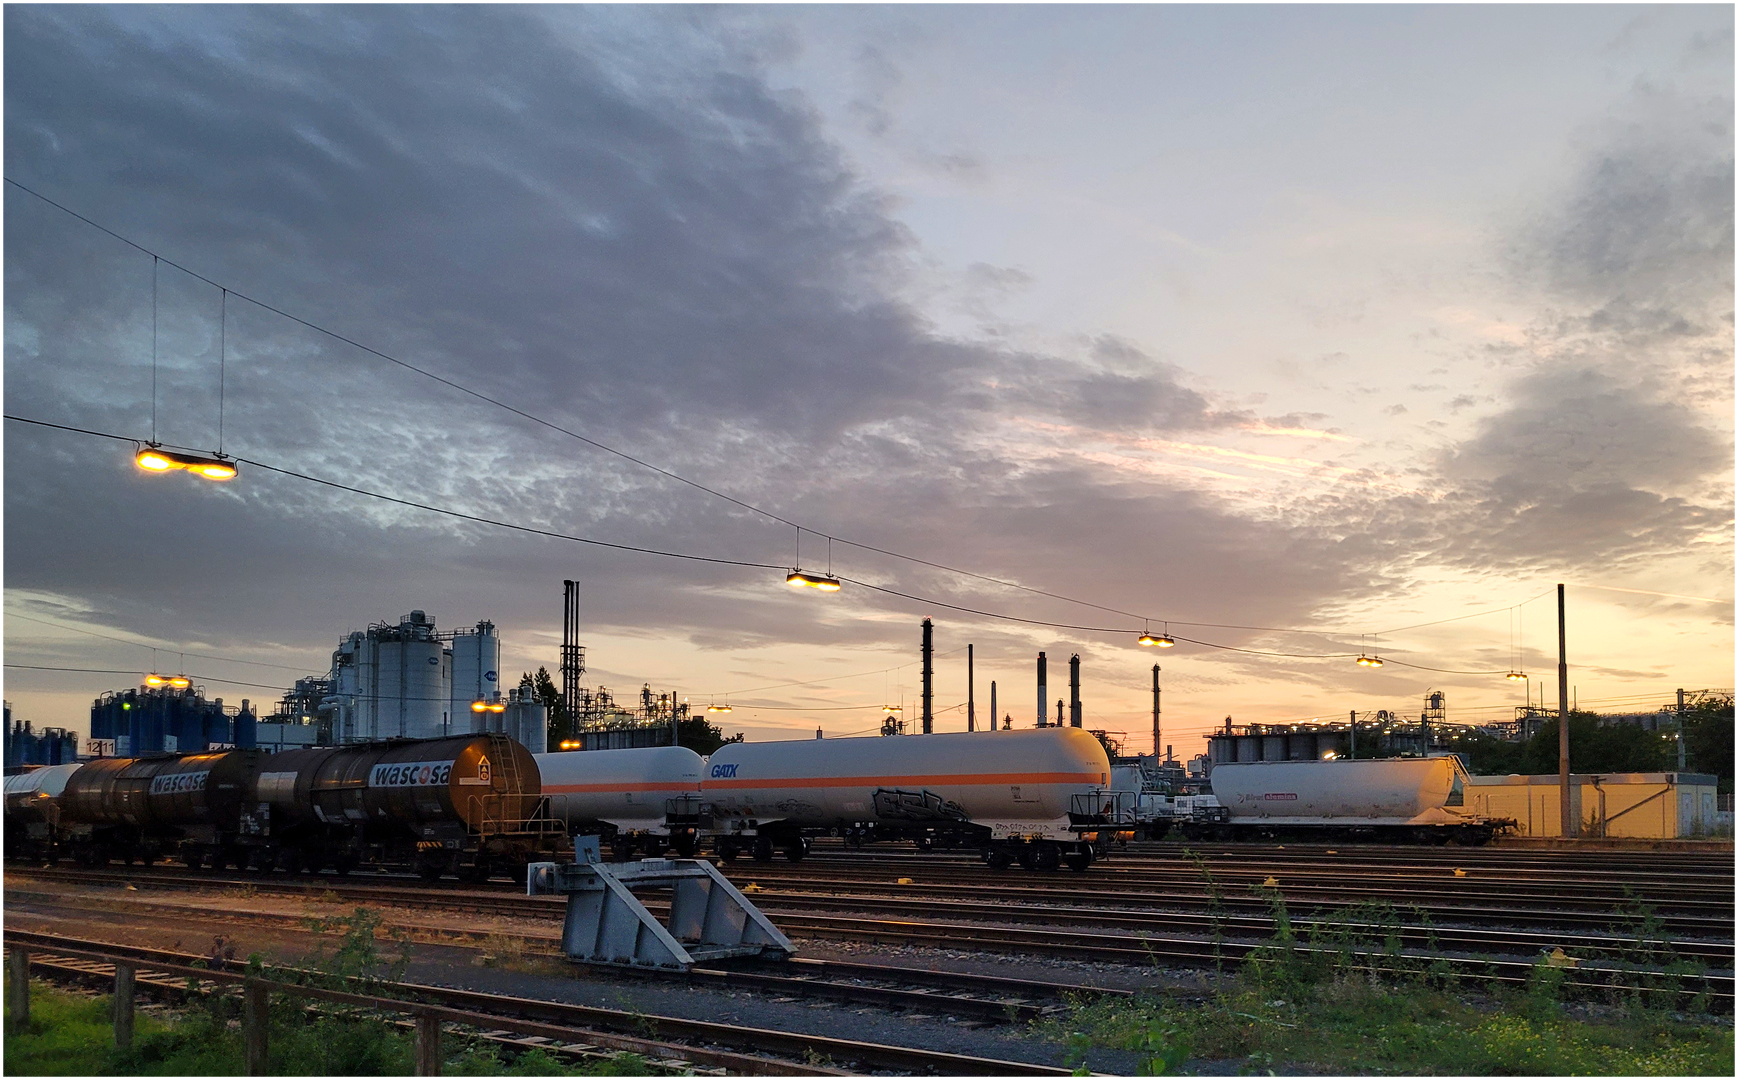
[416,859,446,882]
[673,832,698,858]
[752,837,775,863]
[783,838,810,863]
[1016,845,1038,870]
[915,836,935,853]
[1032,842,1062,872]
[641,838,669,858]
[334,855,356,876]
[1064,849,1094,872]
[984,847,1013,871]
[717,842,739,862]
[611,838,637,862]
[182,847,205,870]
[845,830,864,849]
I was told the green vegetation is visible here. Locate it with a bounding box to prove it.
[2,980,657,1077]
[1047,862,1734,1075]
[4,909,671,1076]
[1441,694,1734,786]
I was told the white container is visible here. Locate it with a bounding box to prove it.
[702,727,1110,840]
[535,746,703,835]
[450,622,501,725]
[1209,757,1470,825]
[3,761,83,809]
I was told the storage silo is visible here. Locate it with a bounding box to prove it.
[450,621,501,725]
[503,686,547,753]
[336,612,453,740]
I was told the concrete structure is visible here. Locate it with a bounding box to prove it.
[1467,773,1721,839]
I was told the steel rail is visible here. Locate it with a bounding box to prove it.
[1,882,1114,1025]
[3,931,1075,1076]
[11,865,1730,960]
[10,874,1728,1006]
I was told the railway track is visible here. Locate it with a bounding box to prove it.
[2,877,1134,1026]
[6,930,1077,1076]
[14,865,1731,961]
[8,868,1730,1009]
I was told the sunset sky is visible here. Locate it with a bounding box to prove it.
[5,4,1732,755]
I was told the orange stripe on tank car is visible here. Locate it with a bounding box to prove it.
[545,782,701,794]
[704,771,1102,789]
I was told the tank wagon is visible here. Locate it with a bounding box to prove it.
[1183,757,1514,845]
[535,745,704,859]
[3,763,82,863]
[249,734,549,881]
[3,734,554,880]
[701,727,1115,870]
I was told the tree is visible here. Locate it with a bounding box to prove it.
[1517,712,1668,775]
[675,714,742,756]
[1681,694,1734,794]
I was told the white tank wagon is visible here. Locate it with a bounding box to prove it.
[1189,757,1515,845]
[3,763,83,863]
[700,727,1115,871]
[535,746,704,858]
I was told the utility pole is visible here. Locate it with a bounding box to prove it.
[1152,664,1161,759]
[1677,687,1687,771]
[1558,583,1573,838]
[989,681,996,734]
[920,618,933,735]
[967,644,975,732]
[1349,709,1357,759]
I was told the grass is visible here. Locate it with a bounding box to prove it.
[4,976,663,1076]
[1045,856,1735,1075]
[5,907,667,1076]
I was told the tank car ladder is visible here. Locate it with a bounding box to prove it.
[528,836,794,971]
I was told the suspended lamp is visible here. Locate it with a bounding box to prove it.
[144,673,167,687]
[1505,671,1526,681]
[1138,632,1176,648]
[134,445,238,481]
[786,569,842,591]
[168,675,191,689]
[1355,654,1384,668]
[707,704,732,713]
[471,701,488,713]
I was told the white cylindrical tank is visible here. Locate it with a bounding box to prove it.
[535,746,703,834]
[1209,757,1469,825]
[503,689,547,753]
[3,761,82,811]
[450,621,501,725]
[703,727,1110,838]
[367,636,450,740]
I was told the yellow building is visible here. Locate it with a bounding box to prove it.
[1467,773,1722,838]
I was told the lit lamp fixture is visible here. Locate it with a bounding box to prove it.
[1506,671,1526,681]
[786,569,842,591]
[134,445,238,481]
[1355,654,1384,668]
[488,701,506,714]
[707,704,732,713]
[1322,750,1339,760]
[471,701,488,713]
[1138,632,1176,648]
[144,673,167,687]
[558,739,581,750]
[882,704,902,714]
[168,675,191,689]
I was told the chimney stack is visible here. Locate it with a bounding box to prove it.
[1068,654,1081,727]
[1036,652,1047,727]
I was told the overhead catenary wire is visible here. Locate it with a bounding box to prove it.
[0,413,1565,676]
[6,174,1436,641]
